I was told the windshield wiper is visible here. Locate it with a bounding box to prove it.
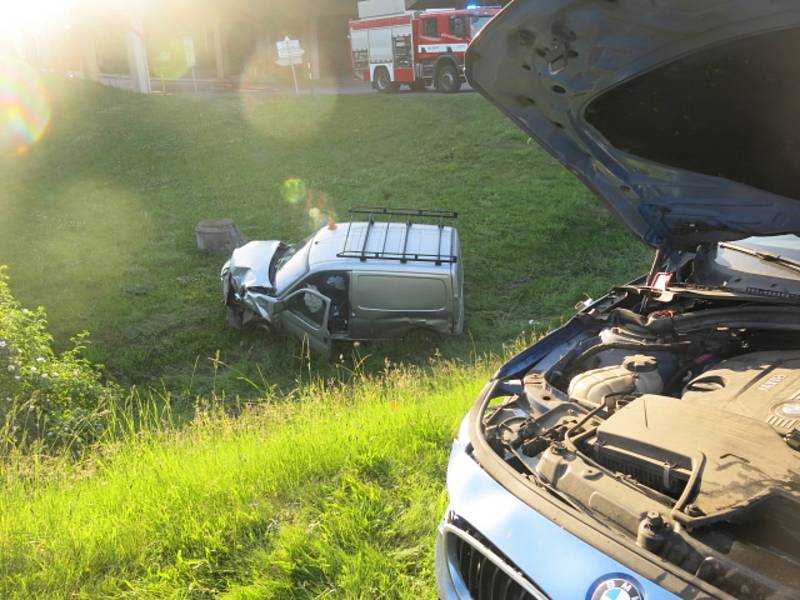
[718,242,800,275]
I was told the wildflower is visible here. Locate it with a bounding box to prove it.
[7,364,15,372]
[36,357,45,363]
[41,373,49,378]
[0,340,6,349]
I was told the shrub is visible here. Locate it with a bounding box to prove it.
[0,266,119,451]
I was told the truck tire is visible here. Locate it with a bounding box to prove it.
[436,63,462,94]
[374,68,398,93]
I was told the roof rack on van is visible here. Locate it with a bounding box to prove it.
[338,206,458,266]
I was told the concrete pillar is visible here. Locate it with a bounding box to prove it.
[126,16,151,93]
[256,22,272,60]
[10,31,26,59]
[255,22,273,80]
[34,33,53,70]
[303,17,321,80]
[81,35,100,81]
[213,21,226,80]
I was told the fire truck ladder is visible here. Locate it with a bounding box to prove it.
[338,207,458,266]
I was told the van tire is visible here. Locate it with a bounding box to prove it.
[374,68,398,93]
[436,63,461,94]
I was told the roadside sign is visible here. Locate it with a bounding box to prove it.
[276,36,306,93]
[276,37,305,66]
[275,56,305,66]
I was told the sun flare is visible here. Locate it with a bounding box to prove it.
[0,57,51,155]
[0,0,75,35]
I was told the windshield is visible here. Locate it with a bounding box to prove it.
[274,235,313,293]
[469,15,493,37]
[693,235,800,297]
[737,234,800,254]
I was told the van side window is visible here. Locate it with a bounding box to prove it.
[450,16,466,38]
[423,18,439,38]
[291,272,350,333]
[355,275,447,311]
[288,291,326,328]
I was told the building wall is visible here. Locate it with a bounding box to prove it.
[218,0,358,82]
[65,0,510,90]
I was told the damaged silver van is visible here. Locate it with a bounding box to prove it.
[220,208,464,355]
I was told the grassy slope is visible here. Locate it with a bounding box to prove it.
[0,82,653,598]
[0,361,489,598]
[0,80,648,395]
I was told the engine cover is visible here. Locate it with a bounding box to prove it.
[594,394,800,521]
[683,351,800,435]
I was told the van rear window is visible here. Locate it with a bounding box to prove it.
[356,275,447,311]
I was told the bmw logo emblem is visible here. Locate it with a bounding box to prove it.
[587,574,644,600]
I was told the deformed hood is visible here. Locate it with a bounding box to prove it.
[223,240,283,294]
[467,0,800,249]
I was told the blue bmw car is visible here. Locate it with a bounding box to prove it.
[436,1,800,599]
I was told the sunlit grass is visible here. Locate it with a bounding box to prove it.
[0,357,493,598]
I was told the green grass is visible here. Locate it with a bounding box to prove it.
[0,80,654,598]
[0,359,492,598]
[0,79,649,396]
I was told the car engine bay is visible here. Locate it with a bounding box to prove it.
[481,289,800,599]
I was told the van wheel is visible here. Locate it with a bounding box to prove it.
[436,63,462,94]
[374,68,398,93]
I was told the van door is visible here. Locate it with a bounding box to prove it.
[278,288,332,355]
[349,273,451,338]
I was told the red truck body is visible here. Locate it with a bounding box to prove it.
[348,8,501,93]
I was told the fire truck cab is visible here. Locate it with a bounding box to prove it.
[349,6,500,93]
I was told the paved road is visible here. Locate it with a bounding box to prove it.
[151,76,475,97]
[294,81,476,96]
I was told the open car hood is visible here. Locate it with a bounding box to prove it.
[467,0,800,249]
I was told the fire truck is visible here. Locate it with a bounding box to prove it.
[348,5,501,93]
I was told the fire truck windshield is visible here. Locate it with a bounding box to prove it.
[469,15,493,36]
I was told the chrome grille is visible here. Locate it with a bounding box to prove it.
[444,522,548,600]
